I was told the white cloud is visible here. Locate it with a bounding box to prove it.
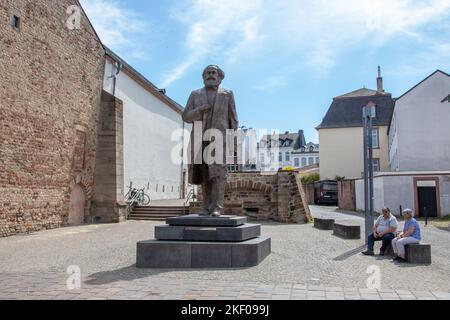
[162,0,450,87]
[79,0,147,55]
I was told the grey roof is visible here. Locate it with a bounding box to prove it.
[336,88,380,99]
[317,92,395,129]
[260,130,307,150]
[292,142,319,154]
[104,46,184,114]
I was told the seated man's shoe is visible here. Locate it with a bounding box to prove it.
[362,250,375,256]
[379,251,385,256]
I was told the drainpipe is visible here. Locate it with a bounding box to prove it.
[180,120,185,199]
[111,61,123,96]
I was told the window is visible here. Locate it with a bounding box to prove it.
[270,153,275,162]
[279,152,283,162]
[12,15,20,30]
[372,128,379,149]
[316,157,320,164]
[301,158,307,167]
[260,154,265,164]
[285,152,290,162]
[294,158,300,167]
[373,159,381,172]
[308,157,314,165]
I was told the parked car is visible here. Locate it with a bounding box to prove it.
[314,180,338,205]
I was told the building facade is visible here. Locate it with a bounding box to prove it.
[317,70,394,180]
[355,172,450,218]
[258,131,319,172]
[103,48,189,201]
[389,70,450,172]
[0,0,105,236]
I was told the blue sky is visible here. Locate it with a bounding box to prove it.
[80,0,450,143]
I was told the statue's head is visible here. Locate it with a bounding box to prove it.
[203,65,225,89]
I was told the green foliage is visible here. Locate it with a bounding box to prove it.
[300,173,320,184]
[282,166,296,172]
[334,175,346,182]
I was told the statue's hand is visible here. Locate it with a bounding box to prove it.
[197,105,212,113]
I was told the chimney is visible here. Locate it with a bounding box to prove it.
[377,66,383,94]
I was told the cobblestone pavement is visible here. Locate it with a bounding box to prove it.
[0,206,449,300]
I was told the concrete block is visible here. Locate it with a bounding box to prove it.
[406,244,431,264]
[167,214,247,227]
[333,222,361,239]
[154,225,185,240]
[136,237,271,268]
[191,243,232,268]
[136,240,191,268]
[184,227,218,241]
[314,217,335,230]
[217,224,261,242]
[231,236,271,268]
[154,224,261,242]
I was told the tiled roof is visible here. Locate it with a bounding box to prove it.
[317,93,395,129]
[336,88,380,99]
[259,131,307,150]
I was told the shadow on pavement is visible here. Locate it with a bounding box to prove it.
[333,245,367,261]
[84,264,252,286]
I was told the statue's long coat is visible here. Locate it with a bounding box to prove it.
[182,87,239,185]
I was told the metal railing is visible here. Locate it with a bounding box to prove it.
[125,189,141,220]
[124,185,150,220]
[183,189,195,215]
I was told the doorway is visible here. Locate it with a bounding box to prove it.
[414,178,440,218]
[68,184,86,225]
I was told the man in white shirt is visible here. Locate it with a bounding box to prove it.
[362,208,399,256]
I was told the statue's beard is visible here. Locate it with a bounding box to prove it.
[204,78,221,89]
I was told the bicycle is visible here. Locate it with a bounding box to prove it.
[125,185,151,206]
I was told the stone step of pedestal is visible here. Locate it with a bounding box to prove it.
[136,236,271,268]
[155,224,261,242]
[166,214,248,227]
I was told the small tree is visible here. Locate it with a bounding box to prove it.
[334,175,346,182]
[301,173,320,184]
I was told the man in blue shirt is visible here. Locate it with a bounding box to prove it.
[391,209,422,262]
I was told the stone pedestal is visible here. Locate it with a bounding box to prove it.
[333,222,361,239]
[136,214,271,268]
[314,217,335,230]
[405,244,431,264]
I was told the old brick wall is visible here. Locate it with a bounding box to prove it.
[190,172,312,224]
[338,180,356,211]
[0,0,105,236]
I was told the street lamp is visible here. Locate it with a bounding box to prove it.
[363,101,376,244]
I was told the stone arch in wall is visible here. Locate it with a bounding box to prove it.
[68,184,86,226]
[225,180,274,195]
[67,175,92,225]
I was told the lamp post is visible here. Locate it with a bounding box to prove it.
[363,101,376,244]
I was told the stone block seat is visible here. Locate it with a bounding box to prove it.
[333,222,361,239]
[136,214,271,268]
[405,243,432,264]
[314,217,335,230]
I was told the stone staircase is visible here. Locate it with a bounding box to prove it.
[128,206,189,221]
